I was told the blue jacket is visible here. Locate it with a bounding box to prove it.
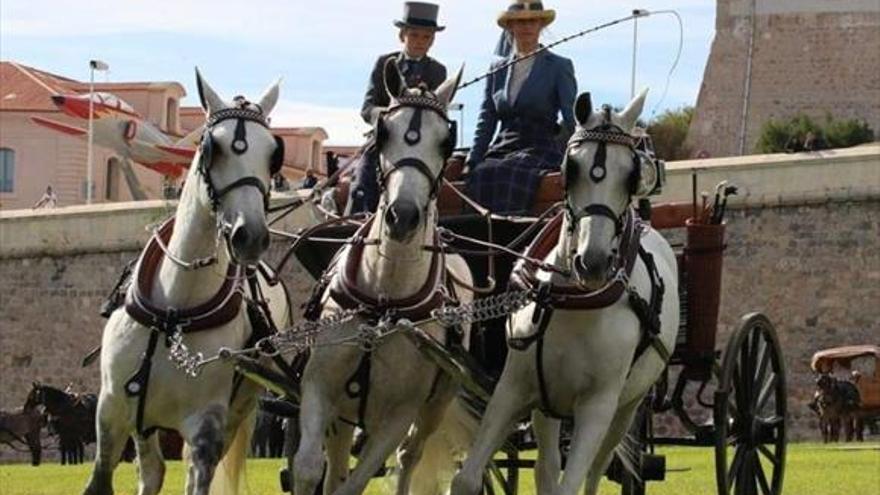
[467,49,577,166]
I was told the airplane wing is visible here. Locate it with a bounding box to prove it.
[31,116,191,177]
[31,116,87,136]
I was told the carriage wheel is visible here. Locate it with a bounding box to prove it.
[714,313,787,495]
[482,448,519,495]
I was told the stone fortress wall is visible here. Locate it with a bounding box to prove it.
[688,0,880,157]
[0,145,878,462]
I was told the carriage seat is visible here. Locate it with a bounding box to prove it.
[330,160,566,216]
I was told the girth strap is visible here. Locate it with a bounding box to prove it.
[125,329,161,436]
[628,246,669,364]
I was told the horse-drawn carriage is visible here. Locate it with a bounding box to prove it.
[239,108,788,494]
[85,71,786,495]
[810,345,880,442]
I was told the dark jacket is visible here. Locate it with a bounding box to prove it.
[466,49,577,166]
[360,51,447,124]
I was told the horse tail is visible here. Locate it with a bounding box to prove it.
[408,395,480,495]
[208,409,255,495]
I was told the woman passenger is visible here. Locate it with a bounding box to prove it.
[465,0,577,213]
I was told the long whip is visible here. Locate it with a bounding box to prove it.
[457,12,646,91]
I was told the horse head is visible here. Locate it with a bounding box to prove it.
[374,60,462,242]
[189,69,284,265]
[562,89,658,288]
[24,382,41,411]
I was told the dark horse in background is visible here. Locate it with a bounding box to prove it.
[810,374,863,442]
[27,382,97,464]
[0,392,46,465]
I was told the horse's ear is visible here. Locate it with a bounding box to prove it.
[435,64,464,108]
[616,88,649,131]
[383,58,405,99]
[575,92,592,126]
[257,77,282,117]
[194,67,227,114]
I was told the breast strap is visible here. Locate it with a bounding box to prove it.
[510,208,641,310]
[124,218,243,334]
[327,217,449,322]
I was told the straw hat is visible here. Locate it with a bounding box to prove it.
[394,2,446,32]
[497,0,556,29]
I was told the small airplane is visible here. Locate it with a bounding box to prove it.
[31,92,201,199]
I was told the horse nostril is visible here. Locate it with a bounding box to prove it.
[384,205,399,226]
[573,254,589,275]
[231,226,249,249]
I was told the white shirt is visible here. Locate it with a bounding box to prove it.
[508,52,536,105]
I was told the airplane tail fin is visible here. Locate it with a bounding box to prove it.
[175,125,205,148]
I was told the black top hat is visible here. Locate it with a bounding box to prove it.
[394,2,445,31]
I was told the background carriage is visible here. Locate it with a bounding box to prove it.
[809,345,880,442]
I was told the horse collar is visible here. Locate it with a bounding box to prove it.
[510,208,643,310]
[327,217,450,322]
[124,217,244,335]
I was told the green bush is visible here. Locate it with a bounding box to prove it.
[755,114,875,153]
[824,118,875,149]
[646,106,694,161]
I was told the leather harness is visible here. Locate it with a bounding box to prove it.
[122,218,285,436]
[302,216,460,430]
[509,209,669,420]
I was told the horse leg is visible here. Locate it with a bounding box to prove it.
[77,438,85,464]
[451,366,532,495]
[83,394,131,495]
[324,420,355,494]
[532,410,561,495]
[180,404,227,495]
[293,386,335,495]
[558,391,621,495]
[855,416,865,442]
[396,374,456,495]
[334,405,419,495]
[25,430,41,466]
[135,434,165,495]
[583,397,642,495]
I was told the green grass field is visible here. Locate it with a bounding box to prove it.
[1,443,877,494]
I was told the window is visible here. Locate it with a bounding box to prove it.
[0,148,14,193]
[106,157,120,201]
[166,98,178,133]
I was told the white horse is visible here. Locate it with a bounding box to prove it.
[83,71,291,495]
[451,90,679,495]
[294,61,473,495]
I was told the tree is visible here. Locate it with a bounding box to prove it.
[646,106,694,161]
[755,114,874,153]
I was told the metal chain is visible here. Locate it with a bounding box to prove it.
[431,290,532,327]
[266,306,365,355]
[168,329,206,378]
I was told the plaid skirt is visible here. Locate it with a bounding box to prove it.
[466,146,563,214]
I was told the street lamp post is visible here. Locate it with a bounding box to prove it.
[86,59,109,204]
[448,102,464,148]
[631,9,649,99]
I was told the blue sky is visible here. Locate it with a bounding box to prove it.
[1,1,716,145]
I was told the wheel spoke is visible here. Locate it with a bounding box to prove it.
[757,444,779,467]
[755,374,778,413]
[751,340,770,409]
[740,338,752,401]
[727,446,747,491]
[755,454,772,495]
